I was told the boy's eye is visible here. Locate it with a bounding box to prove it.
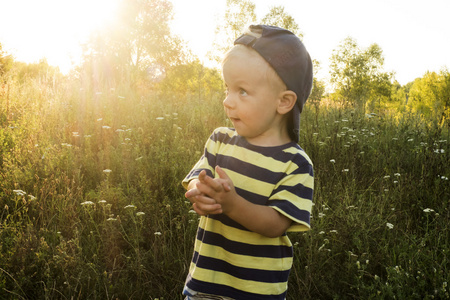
[239,89,248,96]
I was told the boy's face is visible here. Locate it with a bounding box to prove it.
[222,47,287,146]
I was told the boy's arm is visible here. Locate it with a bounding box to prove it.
[187,166,292,238]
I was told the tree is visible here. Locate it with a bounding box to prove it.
[208,0,257,63]
[80,0,184,88]
[0,44,13,80]
[329,37,392,113]
[309,60,325,102]
[260,6,302,38]
[408,70,450,123]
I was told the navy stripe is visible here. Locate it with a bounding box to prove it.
[269,199,311,223]
[209,213,249,231]
[235,187,268,205]
[196,228,292,258]
[204,151,217,170]
[193,253,290,283]
[216,154,285,185]
[272,183,314,201]
[187,278,287,300]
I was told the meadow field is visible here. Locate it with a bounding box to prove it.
[0,74,449,299]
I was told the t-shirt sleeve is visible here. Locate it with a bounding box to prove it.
[182,130,220,189]
[268,159,314,232]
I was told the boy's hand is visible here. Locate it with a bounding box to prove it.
[194,166,237,215]
[185,170,224,216]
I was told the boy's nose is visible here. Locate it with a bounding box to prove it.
[223,94,235,109]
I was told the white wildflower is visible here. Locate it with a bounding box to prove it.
[386,223,394,229]
[13,190,26,196]
[423,208,434,213]
[136,212,145,216]
[81,201,95,206]
[103,169,112,174]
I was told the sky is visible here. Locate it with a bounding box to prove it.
[1,0,449,85]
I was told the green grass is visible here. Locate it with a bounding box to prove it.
[0,76,449,299]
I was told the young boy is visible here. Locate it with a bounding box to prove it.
[182,25,314,300]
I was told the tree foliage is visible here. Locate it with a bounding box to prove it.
[408,70,450,123]
[0,44,14,80]
[329,37,392,113]
[157,60,223,101]
[79,0,184,89]
[260,6,302,38]
[208,0,257,63]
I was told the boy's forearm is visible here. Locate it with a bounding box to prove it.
[224,194,292,238]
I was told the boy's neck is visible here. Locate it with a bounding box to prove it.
[245,127,293,147]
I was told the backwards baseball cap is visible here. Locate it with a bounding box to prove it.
[234,24,313,143]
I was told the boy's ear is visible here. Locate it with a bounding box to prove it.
[277,90,297,115]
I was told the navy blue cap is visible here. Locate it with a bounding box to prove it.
[234,24,313,143]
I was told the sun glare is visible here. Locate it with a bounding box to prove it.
[1,0,119,74]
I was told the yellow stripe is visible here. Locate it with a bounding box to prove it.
[190,265,288,295]
[269,190,313,211]
[276,173,314,190]
[198,217,292,247]
[221,168,274,196]
[196,242,293,271]
[283,146,314,166]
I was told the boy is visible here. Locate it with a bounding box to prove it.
[182,25,314,300]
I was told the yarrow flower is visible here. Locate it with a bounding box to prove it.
[386,222,394,229]
[13,189,26,196]
[136,212,145,216]
[124,204,136,209]
[81,201,95,206]
[103,169,112,174]
[423,208,434,213]
[154,232,162,236]
[330,159,336,163]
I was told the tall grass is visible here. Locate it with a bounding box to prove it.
[0,76,448,299]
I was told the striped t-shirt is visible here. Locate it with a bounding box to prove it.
[182,127,313,300]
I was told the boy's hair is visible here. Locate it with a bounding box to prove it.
[234,24,313,143]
